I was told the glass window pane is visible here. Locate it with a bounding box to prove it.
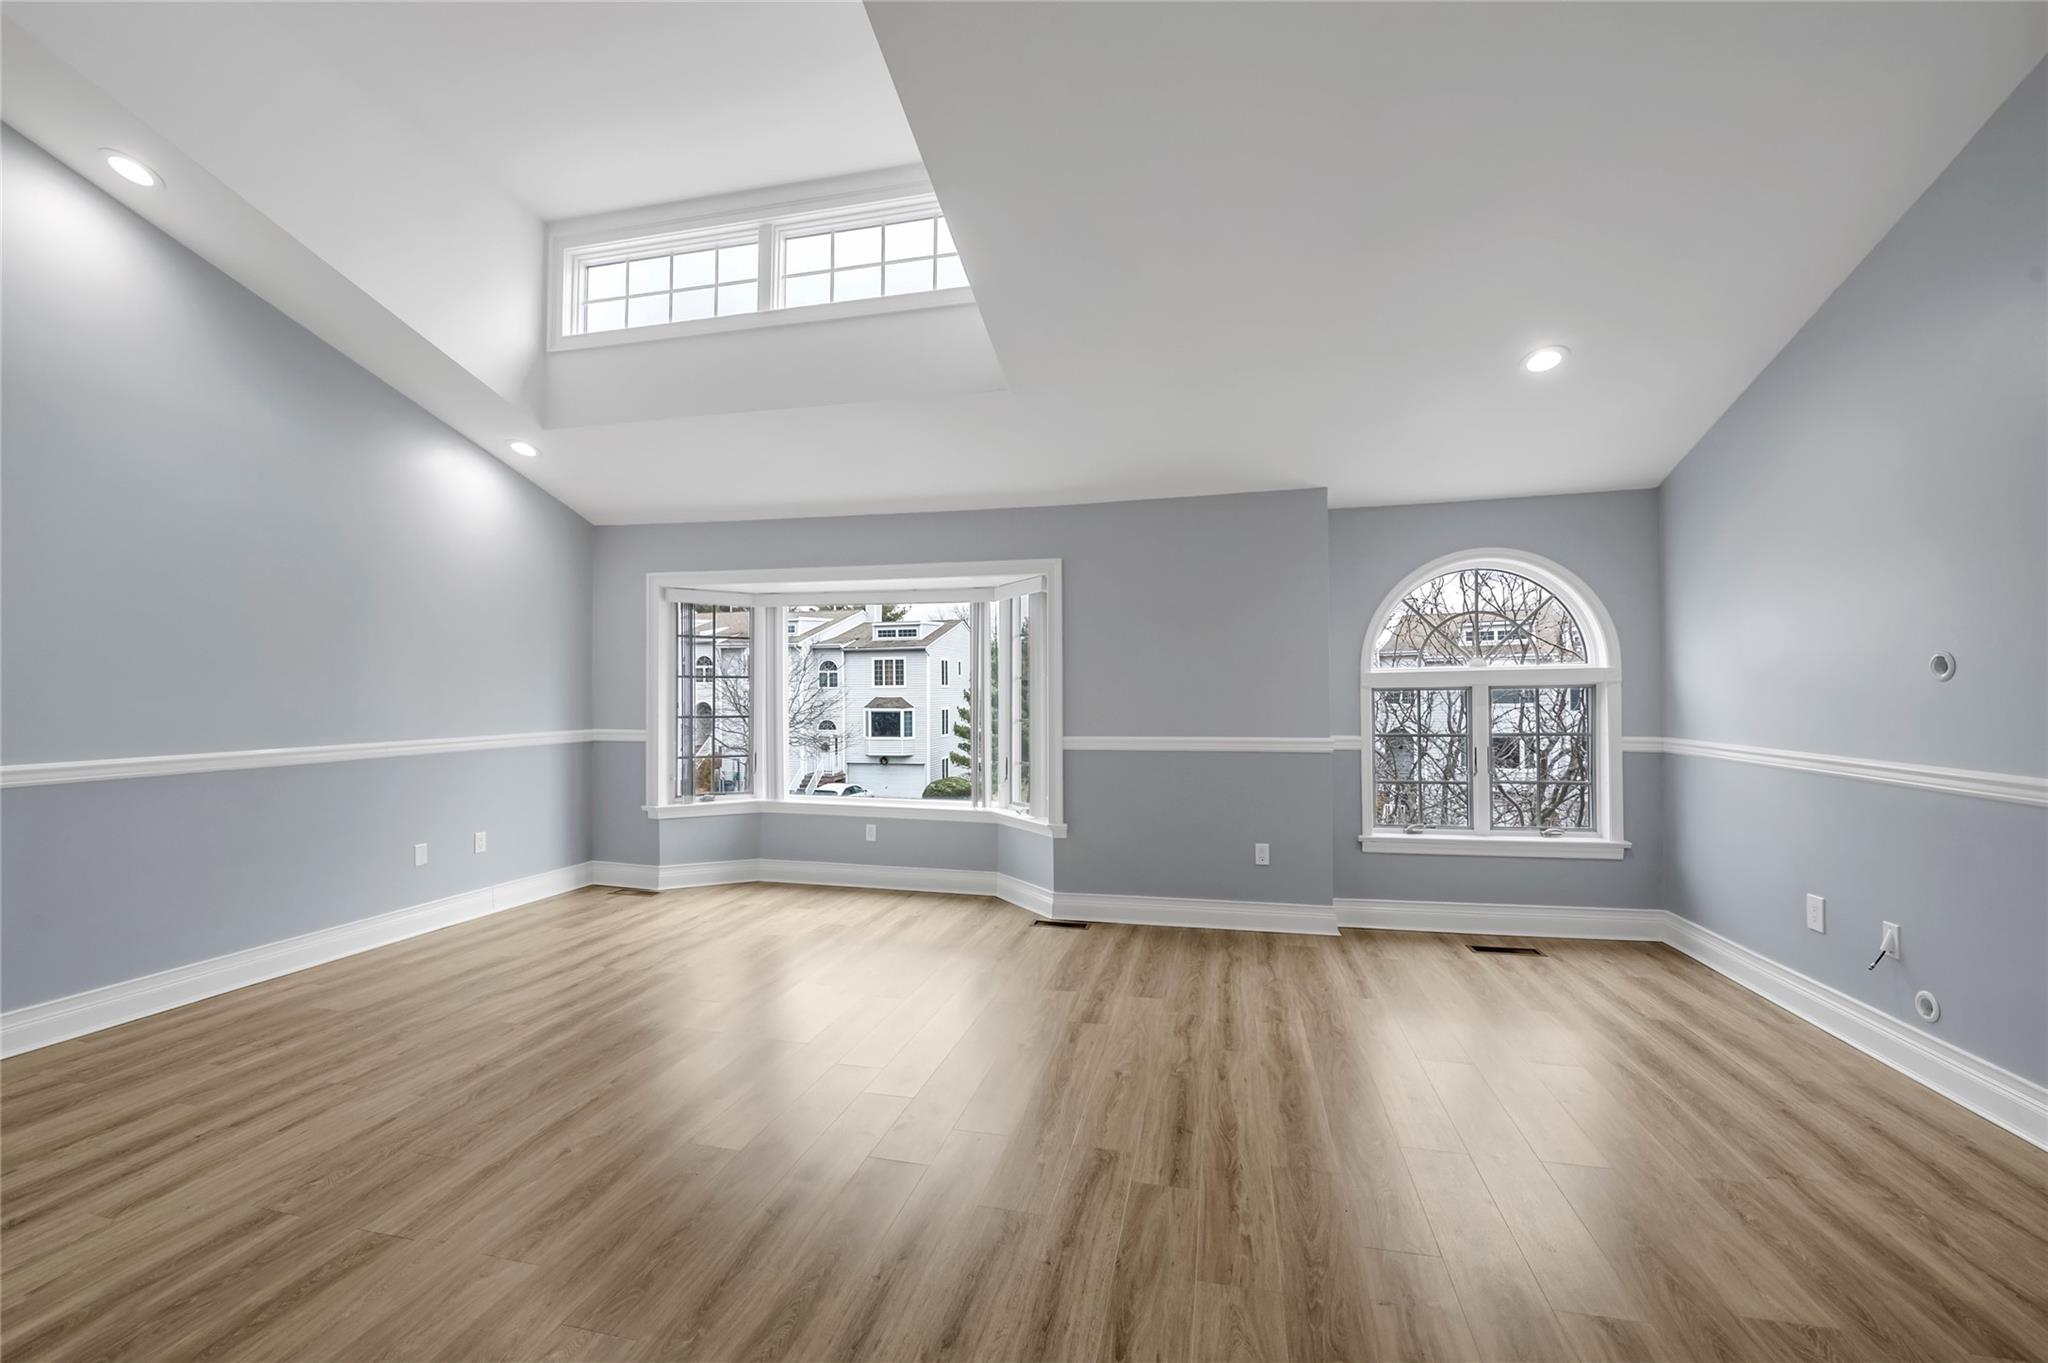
[785,233,831,276]
[672,288,716,321]
[935,217,955,256]
[626,293,669,328]
[885,217,936,261]
[627,255,670,294]
[885,259,934,295]
[1371,688,1470,828]
[1377,568,1587,668]
[835,225,881,267]
[717,282,757,316]
[784,273,832,309]
[586,262,626,299]
[584,299,624,332]
[935,255,969,291]
[835,266,882,302]
[718,244,758,283]
[673,250,717,288]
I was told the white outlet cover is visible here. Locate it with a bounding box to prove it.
[474,832,488,853]
[865,823,877,841]
[1805,894,1825,933]
[1255,842,1271,865]
[414,842,429,866]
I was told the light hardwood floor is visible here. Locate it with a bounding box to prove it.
[3,883,2044,1363]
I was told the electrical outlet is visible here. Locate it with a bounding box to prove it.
[1254,842,1271,866]
[1805,894,1825,933]
[1881,921,1901,960]
[414,842,429,867]
[474,832,488,854]
[864,823,876,842]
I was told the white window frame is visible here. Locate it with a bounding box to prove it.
[1360,548,1626,860]
[551,170,973,351]
[866,707,914,739]
[643,560,1062,834]
[873,657,907,687]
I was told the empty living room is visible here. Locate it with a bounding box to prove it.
[2,3,2044,1360]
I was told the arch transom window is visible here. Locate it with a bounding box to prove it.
[1362,551,1625,859]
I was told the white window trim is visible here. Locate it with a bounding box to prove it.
[644,560,1062,831]
[551,168,973,351]
[1358,548,1627,860]
[873,657,907,687]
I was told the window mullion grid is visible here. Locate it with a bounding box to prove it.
[757,220,776,313]
[1003,595,1023,810]
[1472,683,1492,835]
[970,603,989,808]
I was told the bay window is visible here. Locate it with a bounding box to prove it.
[1361,551,1624,858]
[645,562,1060,829]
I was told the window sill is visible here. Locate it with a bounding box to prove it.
[553,287,975,352]
[1358,832,1629,860]
[644,797,1064,837]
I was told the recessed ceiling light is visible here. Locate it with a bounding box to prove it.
[1522,345,1569,374]
[508,440,540,458]
[101,150,161,189]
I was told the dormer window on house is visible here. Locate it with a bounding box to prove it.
[558,192,969,344]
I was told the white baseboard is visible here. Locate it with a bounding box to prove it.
[1335,898,1667,939]
[1661,915,2047,1150]
[12,859,2037,1150]
[1336,896,2045,1149]
[1050,890,1338,935]
[0,861,601,1058]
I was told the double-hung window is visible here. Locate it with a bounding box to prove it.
[1361,551,1624,858]
[646,562,1059,828]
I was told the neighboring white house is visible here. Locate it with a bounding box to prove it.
[786,605,974,798]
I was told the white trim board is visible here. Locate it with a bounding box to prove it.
[1,729,618,788]
[8,860,2034,1150]
[1639,736,2047,808]
[1336,897,2046,1150]
[0,863,599,1057]
[1064,736,1335,754]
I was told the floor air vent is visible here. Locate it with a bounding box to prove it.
[1468,943,1543,955]
[1035,919,1090,929]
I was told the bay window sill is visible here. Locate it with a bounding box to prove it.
[644,797,1065,837]
[1358,832,1628,860]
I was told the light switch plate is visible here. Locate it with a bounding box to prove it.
[414,843,429,867]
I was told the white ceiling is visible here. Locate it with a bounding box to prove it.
[4,2,2043,523]
[255,2,922,221]
[868,1,2046,508]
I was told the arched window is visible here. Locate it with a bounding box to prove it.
[818,660,839,688]
[695,702,713,718]
[1362,550,1623,857]
[694,655,714,680]
[819,720,836,731]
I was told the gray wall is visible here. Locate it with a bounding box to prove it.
[1,128,595,1009]
[1327,491,1666,909]
[1659,64,2047,1082]
[589,488,1334,903]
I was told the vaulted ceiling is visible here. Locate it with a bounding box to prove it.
[4,2,2042,522]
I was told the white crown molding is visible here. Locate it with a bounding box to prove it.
[1640,736,2048,808]
[591,729,649,743]
[0,862,599,1057]
[0,730,619,788]
[1063,736,1336,754]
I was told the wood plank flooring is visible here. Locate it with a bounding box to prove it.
[4,882,2044,1362]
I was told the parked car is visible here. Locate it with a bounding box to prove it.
[807,782,871,798]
